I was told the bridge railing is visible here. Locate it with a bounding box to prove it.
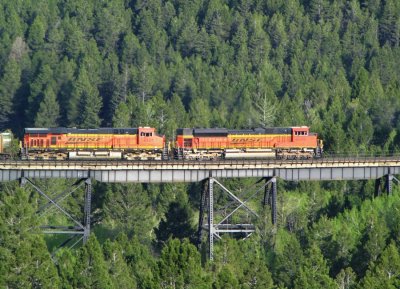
[1,152,400,168]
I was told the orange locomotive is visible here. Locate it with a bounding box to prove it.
[175,127,323,160]
[20,126,322,160]
[22,127,166,160]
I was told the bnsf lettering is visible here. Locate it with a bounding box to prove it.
[66,137,101,142]
[231,138,262,143]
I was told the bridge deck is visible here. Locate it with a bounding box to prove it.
[0,157,399,182]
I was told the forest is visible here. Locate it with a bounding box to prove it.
[1,0,400,288]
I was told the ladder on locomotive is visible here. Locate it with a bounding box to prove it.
[162,142,170,160]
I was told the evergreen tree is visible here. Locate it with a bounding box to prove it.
[102,183,155,242]
[273,230,304,287]
[73,236,113,289]
[241,259,275,289]
[120,235,160,289]
[94,0,130,54]
[379,0,400,47]
[0,60,21,129]
[103,239,137,289]
[155,191,196,246]
[34,87,60,127]
[112,102,130,127]
[335,267,356,289]
[56,249,77,289]
[26,64,55,125]
[361,242,400,288]
[70,66,102,127]
[189,98,211,127]
[158,239,209,289]
[248,13,271,71]
[27,15,46,50]
[293,244,336,289]
[0,187,61,288]
[213,266,240,289]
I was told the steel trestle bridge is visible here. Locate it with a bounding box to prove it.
[2,156,400,260]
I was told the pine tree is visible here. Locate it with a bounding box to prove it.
[70,66,102,128]
[34,87,60,127]
[248,13,271,71]
[379,0,400,47]
[0,60,21,129]
[273,231,304,288]
[252,91,277,127]
[361,242,400,288]
[102,183,155,242]
[27,15,46,50]
[0,187,61,288]
[94,0,130,54]
[158,239,208,289]
[103,239,137,289]
[155,191,196,246]
[189,98,211,127]
[73,236,113,289]
[119,234,160,288]
[213,266,240,289]
[335,267,356,289]
[293,244,336,289]
[112,102,130,127]
[241,259,275,289]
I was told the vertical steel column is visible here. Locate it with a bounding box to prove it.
[208,177,214,261]
[386,174,393,195]
[20,176,27,187]
[83,178,92,243]
[197,179,208,248]
[271,177,277,225]
[374,178,382,197]
[263,178,270,206]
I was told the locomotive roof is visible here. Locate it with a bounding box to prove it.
[24,128,139,134]
[176,127,293,136]
[229,127,292,134]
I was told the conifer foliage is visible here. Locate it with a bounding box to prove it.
[1,0,400,288]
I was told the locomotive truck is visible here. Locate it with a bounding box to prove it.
[10,126,322,160]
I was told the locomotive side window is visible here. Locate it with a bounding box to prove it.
[141,132,152,137]
[51,137,57,145]
[295,131,308,136]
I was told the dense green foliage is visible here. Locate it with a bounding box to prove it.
[2,0,400,288]
[2,180,400,288]
[1,0,400,153]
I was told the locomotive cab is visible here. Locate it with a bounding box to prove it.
[138,127,154,144]
[291,126,309,140]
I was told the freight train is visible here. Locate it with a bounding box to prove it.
[0,126,323,160]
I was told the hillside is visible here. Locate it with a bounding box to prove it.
[1,0,400,288]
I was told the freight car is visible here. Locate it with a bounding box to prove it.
[174,126,323,160]
[0,130,13,159]
[21,127,166,160]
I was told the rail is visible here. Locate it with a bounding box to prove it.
[1,153,400,167]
